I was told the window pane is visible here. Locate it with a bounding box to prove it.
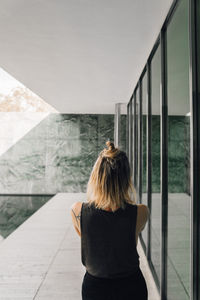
[135,89,139,194]
[119,104,127,152]
[127,104,130,159]
[128,102,132,166]
[167,0,190,299]
[151,45,161,285]
[142,72,148,246]
[132,92,138,192]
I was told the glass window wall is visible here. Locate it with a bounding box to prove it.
[166,0,190,299]
[126,1,200,298]
[151,45,161,286]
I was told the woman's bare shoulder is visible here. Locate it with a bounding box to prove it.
[136,204,149,221]
[70,201,83,214]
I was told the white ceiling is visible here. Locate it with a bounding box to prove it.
[0,0,174,114]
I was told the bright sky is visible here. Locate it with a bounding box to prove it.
[0,67,23,96]
[0,67,57,156]
[0,67,57,112]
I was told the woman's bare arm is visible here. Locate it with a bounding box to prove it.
[135,204,149,244]
[70,202,82,237]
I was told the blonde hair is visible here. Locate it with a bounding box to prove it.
[87,141,137,212]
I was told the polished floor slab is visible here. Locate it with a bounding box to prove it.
[0,193,159,300]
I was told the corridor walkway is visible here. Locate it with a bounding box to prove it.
[0,193,159,300]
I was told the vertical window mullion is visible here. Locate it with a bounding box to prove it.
[133,94,137,188]
[129,99,133,169]
[147,61,152,263]
[126,104,130,159]
[189,0,200,299]
[138,80,143,204]
[160,28,168,300]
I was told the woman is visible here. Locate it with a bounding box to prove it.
[70,141,149,300]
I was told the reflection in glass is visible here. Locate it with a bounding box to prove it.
[151,45,161,284]
[0,195,52,240]
[167,0,190,299]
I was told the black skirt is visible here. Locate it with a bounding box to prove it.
[82,267,148,300]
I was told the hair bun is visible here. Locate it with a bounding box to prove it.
[101,141,119,158]
[106,141,115,151]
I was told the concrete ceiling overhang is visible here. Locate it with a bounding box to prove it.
[0,0,174,113]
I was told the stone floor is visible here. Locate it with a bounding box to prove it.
[0,193,159,300]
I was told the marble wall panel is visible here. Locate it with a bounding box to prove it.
[168,116,189,193]
[80,115,98,141]
[0,137,46,193]
[142,115,147,193]
[185,116,190,195]
[151,116,161,193]
[120,114,126,152]
[0,114,114,194]
[97,114,114,154]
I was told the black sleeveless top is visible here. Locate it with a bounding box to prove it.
[80,201,140,279]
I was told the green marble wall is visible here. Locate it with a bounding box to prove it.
[0,113,114,239]
[152,116,161,193]
[120,114,126,152]
[142,115,147,193]
[168,116,190,194]
[0,114,114,194]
